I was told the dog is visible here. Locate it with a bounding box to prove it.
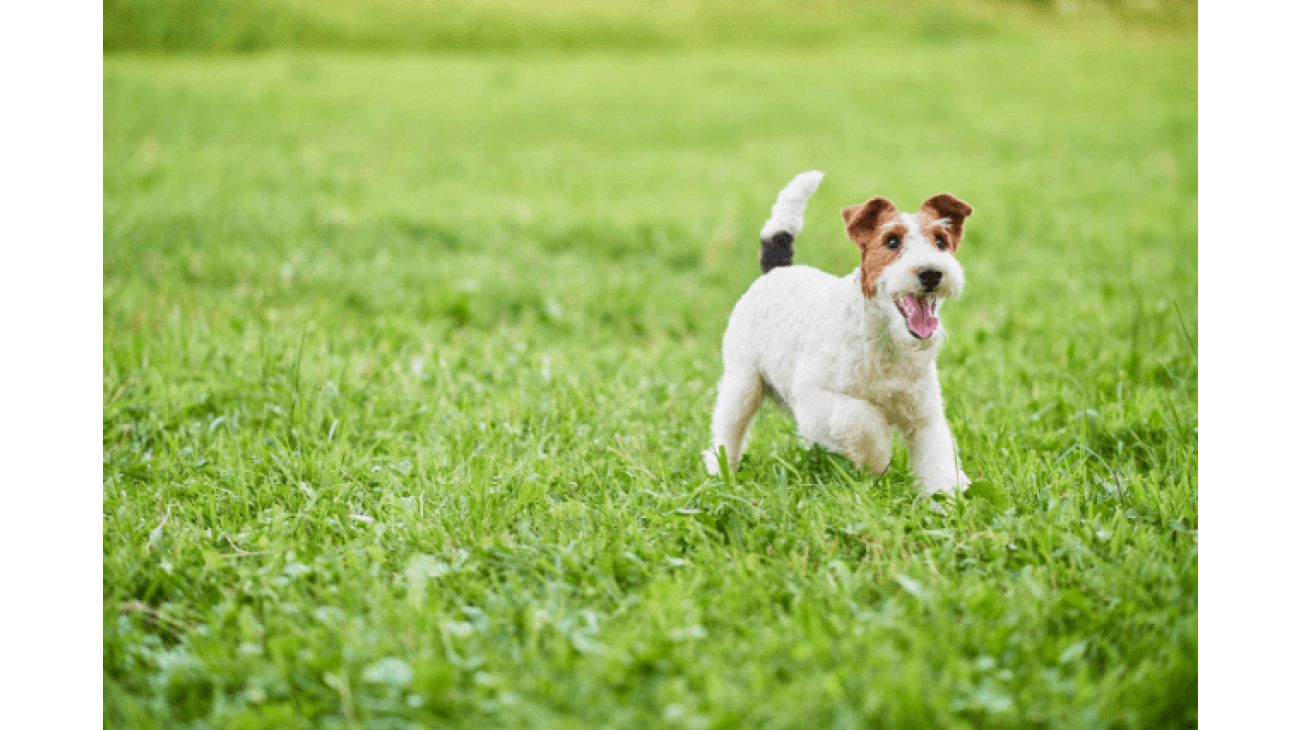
[703,171,973,498]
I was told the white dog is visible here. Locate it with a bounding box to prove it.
[704,171,974,498]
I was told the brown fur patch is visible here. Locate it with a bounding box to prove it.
[917,194,973,251]
[841,197,903,298]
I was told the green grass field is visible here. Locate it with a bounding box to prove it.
[104,2,1197,726]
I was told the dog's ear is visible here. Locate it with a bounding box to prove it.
[920,194,973,247]
[841,197,897,249]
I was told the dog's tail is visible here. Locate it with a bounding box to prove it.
[758,170,824,274]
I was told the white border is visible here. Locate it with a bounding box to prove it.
[0,2,103,725]
[1200,1,1299,727]
[6,0,1276,724]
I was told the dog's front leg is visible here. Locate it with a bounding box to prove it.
[791,387,892,475]
[905,413,970,497]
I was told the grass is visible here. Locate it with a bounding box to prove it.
[104,3,1197,727]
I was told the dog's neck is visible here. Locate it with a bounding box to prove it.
[842,269,942,366]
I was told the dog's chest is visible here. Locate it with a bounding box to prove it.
[840,355,928,417]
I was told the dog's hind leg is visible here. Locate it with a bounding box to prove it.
[704,369,765,475]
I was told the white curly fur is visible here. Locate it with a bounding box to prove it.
[704,173,971,497]
[759,170,823,240]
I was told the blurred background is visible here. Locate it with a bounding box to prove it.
[105,0,1196,55]
[104,0,1197,348]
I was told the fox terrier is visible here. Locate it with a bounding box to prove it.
[704,171,974,498]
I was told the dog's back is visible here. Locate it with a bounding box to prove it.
[723,264,839,362]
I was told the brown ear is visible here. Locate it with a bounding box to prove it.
[920,194,973,246]
[841,197,897,250]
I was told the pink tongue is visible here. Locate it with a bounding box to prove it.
[900,294,938,339]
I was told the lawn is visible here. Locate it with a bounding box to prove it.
[104,2,1197,727]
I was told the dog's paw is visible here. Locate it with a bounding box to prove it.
[924,492,953,515]
[916,472,971,514]
[846,452,890,477]
[702,449,721,476]
[918,471,969,498]
[856,455,891,477]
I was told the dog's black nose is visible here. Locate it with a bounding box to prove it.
[917,268,943,292]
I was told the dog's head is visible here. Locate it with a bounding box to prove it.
[841,194,972,344]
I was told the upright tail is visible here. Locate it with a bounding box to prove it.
[758,170,824,274]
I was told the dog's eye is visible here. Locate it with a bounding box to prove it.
[885,235,901,250]
[935,234,947,251]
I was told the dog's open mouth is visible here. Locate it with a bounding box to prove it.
[895,293,940,339]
